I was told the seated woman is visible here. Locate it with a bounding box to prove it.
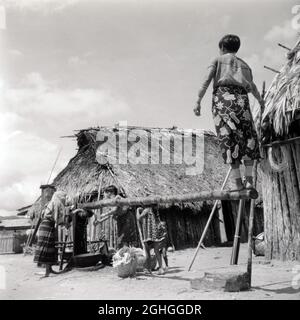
[34,190,68,278]
[136,207,165,275]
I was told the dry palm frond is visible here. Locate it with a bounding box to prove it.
[262,38,300,136]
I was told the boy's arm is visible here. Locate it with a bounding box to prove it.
[249,69,265,107]
[251,82,265,107]
[197,58,218,102]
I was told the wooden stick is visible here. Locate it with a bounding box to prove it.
[23,219,35,256]
[188,167,232,271]
[264,65,280,74]
[79,189,258,210]
[46,147,62,184]
[59,231,69,271]
[28,217,42,247]
[230,199,245,265]
[136,208,146,251]
[278,43,291,51]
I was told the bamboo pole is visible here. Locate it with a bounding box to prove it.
[246,160,258,285]
[79,189,258,210]
[246,82,265,281]
[188,167,232,271]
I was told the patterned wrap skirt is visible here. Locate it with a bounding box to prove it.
[142,211,160,243]
[34,219,58,265]
[212,85,260,164]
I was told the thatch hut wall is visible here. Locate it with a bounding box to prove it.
[259,38,300,261]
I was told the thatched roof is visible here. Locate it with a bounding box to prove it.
[262,37,300,136]
[51,126,235,210]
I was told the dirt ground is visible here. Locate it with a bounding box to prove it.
[0,244,299,300]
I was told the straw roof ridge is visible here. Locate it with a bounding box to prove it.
[262,37,300,136]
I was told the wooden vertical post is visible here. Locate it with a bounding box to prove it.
[246,82,265,283]
[136,209,146,251]
[109,216,113,248]
[230,199,245,265]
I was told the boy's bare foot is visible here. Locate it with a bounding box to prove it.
[245,181,253,189]
[157,268,165,275]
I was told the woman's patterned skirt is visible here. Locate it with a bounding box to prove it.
[34,219,58,265]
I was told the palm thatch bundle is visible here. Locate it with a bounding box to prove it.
[262,38,300,137]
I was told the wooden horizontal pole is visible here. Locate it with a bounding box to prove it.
[262,136,300,148]
[79,189,258,210]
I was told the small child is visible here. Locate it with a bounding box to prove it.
[157,221,169,270]
[136,207,165,275]
[194,34,264,191]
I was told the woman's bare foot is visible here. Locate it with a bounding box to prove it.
[144,268,152,275]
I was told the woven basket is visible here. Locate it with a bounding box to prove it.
[136,254,157,272]
[254,233,265,256]
[117,258,138,278]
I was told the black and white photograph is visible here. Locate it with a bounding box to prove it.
[0,0,300,308]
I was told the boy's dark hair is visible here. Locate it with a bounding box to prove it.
[218,34,241,53]
[104,185,118,196]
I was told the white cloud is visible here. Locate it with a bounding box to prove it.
[68,56,87,67]
[0,72,131,212]
[8,49,23,58]
[264,20,298,43]
[0,5,6,30]
[0,112,58,211]
[3,72,130,134]
[221,14,231,28]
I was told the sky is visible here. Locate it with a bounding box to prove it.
[0,0,299,215]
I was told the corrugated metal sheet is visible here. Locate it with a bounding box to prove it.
[0,218,31,230]
[0,234,14,254]
[0,232,28,254]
